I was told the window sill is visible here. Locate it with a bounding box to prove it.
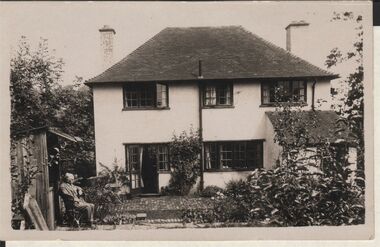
[122,107,170,111]
[260,103,308,107]
[202,105,234,109]
[204,168,261,172]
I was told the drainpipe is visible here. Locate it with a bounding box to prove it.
[198,60,204,191]
[311,79,317,111]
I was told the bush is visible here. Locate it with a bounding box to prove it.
[199,186,224,198]
[162,129,202,195]
[201,164,364,226]
[83,162,131,223]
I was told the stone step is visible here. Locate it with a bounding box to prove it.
[138,193,161,198]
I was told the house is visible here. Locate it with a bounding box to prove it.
[86,24,343,194]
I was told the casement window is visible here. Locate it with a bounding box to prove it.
[127,145,142,189]
[157,145,169,171]
[204,141,263,170]
[123,83,168,109]
[262,80,306,105]
[203,83,233,107]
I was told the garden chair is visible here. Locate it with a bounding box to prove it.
[59,191,83,228]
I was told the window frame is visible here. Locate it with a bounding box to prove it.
[202,82,234,108]
[261,80,307,106]
[204,140,264,171]
[123,82,169,110]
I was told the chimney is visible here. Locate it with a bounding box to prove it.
[285,20,309,52]
[99,25,116,71]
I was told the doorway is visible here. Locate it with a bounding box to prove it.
[126,144,162,194]
[141,146,159,193]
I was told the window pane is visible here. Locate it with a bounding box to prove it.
[247,141,263,169]
[157,145,169,171]
[233,142,246,168]
[262,84,270,104]
[205,143,218,169]
[267,81,306,103]
[156,84,168,107]
[129,146,140,171]
[217,85,232,105]
[124,84,156,108]
[204,86,216,105]
[220,143,233,168]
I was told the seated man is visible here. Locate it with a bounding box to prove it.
[59,173,95,227]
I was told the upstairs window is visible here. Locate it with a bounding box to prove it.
[262,80,306,105]
[204,140,263,171]
[203,83,233,107]
[123,83,168,109]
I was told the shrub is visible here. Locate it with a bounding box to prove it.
[83,161,131,223]
[182,104,365,226]
[199,186,223,198]
[162,129,202,195]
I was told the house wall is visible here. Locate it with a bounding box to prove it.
[92,82,199,171]
[314,78,332,110]
[92,79,332,190]
[264,115,282,169]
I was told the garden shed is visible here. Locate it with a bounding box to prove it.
[11,126,79,230]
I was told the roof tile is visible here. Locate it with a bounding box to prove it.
[87,26,337,84]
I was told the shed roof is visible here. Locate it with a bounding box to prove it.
[86,26,338,85]
[12,126,80,142]
[266,110,353,145]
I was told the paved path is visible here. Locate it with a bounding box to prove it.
[119,196,213,211]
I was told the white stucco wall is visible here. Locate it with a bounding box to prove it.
[314,79,332,110]
[203,171,253,189]
[202,81,267,141]
[92,79,332,186]
[92,82,199,172]
[264,116,282,169]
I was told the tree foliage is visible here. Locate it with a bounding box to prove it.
[10,36,95,177]
[325,11,364,171]
[182,106,364,226]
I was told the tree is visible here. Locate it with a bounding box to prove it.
[10,36,64,132]
[325,11,364,172]
[54,79,96,177]
[10,37,96,177]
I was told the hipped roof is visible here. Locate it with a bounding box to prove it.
[86,26,337,85]
[266,110,354,145]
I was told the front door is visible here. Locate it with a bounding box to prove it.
[141,146,159,193]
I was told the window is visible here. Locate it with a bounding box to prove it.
[127,146,141,189]
[205,141,263,170]
[124,83,168,109]
[157,145,169,171]
[203,83,233,107]
[262,80,306,105]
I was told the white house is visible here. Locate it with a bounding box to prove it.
[86,23,345,194]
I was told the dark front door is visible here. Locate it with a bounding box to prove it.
[141,145,159,193]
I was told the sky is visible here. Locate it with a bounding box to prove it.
[0,1,371,85]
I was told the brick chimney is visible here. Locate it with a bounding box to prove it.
[99,25,116,71]
[285,20,310,52]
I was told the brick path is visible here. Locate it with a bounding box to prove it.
[121,196,213,211]
[94,196,214,222]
